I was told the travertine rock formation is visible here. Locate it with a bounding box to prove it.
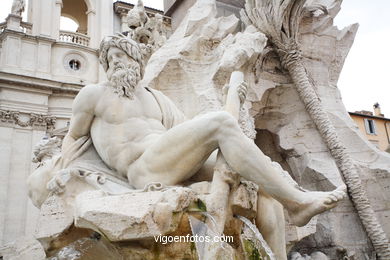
[245,0,390,258]
[0,236,45,260]
[74,188,197,241]
[143,0,390,258]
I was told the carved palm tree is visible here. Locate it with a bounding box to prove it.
[242,0,390,258]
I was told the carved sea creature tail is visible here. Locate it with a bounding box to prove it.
[243,0,390,258]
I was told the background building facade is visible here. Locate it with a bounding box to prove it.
[349,103,390,151]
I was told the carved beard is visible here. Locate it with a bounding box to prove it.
[108,63,141,99]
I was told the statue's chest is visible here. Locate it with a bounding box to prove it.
[96,92,162,123]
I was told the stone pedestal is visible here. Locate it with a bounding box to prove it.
[5,14,23,32]
[74,188,197,241]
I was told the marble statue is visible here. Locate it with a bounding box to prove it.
[0,0,387,258]
[20,0,381,258]
[11,0,25,16]
[25,29,346,258]
[126,0,167,51]
[67,33,345,226]
[126,0,149,29]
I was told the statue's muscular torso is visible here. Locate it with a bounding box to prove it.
[65,83,167,178]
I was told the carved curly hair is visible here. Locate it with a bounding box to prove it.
[99,33,146,76]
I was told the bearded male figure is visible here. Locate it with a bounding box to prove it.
[61,35,345,258]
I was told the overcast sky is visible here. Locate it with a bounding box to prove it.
[0,0,388,116]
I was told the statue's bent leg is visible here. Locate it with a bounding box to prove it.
[127,111,232,188]
[128,110,345,226]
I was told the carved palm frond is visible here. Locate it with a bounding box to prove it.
[243,0,306,47]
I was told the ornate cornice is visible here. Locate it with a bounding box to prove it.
[0,71,83,94]
[0,109,56,131]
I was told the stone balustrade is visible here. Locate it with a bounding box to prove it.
[20,21,32,34]
[0,17,31,34]
[59,30,90,47]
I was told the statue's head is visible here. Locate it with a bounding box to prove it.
[99,34,145,98]
[99,34,145,74]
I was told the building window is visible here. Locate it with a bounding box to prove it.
[364,118,377,135]
[69,59,81,71]
[63,52,87,73]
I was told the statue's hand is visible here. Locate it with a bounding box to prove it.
[223,81,248,107]
[237,81,248,106]
[47,169,72,194]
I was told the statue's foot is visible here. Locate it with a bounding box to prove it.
[287,185,347,227]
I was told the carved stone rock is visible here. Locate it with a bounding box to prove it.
[231,180,258,219]
[34,195,74,249]
[0,236,45,260]
[74,188,197,241]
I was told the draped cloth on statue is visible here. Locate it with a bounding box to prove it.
[145,87,187,128]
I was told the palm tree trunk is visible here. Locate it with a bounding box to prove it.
[277,46,390,259]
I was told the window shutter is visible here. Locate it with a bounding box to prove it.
[372,120,377,135]
[364,118,370,134]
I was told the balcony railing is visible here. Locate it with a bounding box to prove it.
[0,21,32,34]
[20,21,32,34]
[59,30,90,47]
